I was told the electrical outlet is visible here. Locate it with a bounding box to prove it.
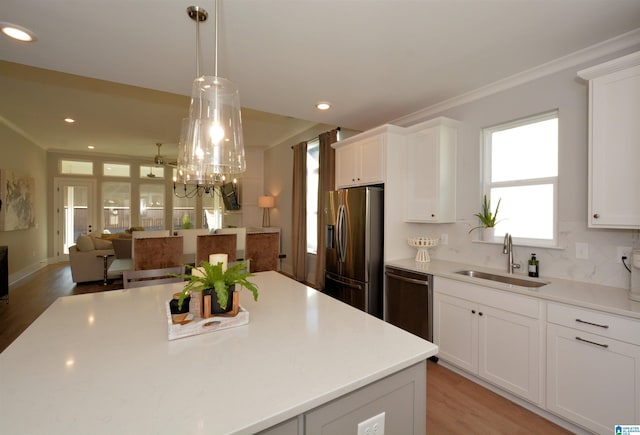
[440,234,448,245]
[617,246,632,263]
[357,412,385,435]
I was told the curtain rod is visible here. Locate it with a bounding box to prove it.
[291,127,341,149]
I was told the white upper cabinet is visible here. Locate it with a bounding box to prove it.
[404,117,458,223]
[333,125,405,189]
[578,51,640,229]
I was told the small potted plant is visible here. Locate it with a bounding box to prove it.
[469,194,502,240]
[181,213,192,229]
[175,260,258,316]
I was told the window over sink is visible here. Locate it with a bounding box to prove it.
[482,111,558,246]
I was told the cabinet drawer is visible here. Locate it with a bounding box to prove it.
[547,302,640,345]
[435,277,540,318]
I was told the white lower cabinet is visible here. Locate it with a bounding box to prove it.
[546,302,640,434]
[434,277,543,405]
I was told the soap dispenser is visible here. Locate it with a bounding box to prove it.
[528,253,539,278]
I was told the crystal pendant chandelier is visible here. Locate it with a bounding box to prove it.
[174,1,246,199]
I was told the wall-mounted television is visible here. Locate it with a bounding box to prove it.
[221,182,240,210]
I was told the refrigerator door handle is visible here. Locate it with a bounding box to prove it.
[325,274,364,291]
[335,204,342,262]
[337,204,347,263]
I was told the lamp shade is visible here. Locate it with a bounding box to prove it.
[258,195,275,209]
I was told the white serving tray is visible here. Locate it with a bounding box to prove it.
[165,300,249,341]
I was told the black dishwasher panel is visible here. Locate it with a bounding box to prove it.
[384,266,433,342]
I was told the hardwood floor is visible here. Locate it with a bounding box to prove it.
[426,360,571,434]
[2,264,572,434]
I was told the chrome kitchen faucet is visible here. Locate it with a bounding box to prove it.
[503,233,521,274]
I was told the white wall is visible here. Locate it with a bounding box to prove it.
[239,147,265,229]
[389,45,640,289]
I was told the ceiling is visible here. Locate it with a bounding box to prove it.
[1,0,640,160]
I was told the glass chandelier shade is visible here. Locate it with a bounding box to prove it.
[177,76,246,185]
[175,3,246,190]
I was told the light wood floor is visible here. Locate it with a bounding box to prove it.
[426,360,571,434]
[1,264,572,434]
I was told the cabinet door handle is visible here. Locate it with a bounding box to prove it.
[575,336,609,349]
[471,310,476,314]
[479,312,483,316]
[593,213,600,219]
[575,318,609,329]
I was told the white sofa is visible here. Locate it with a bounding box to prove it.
[69,234,115,283]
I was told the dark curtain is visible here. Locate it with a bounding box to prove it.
[314,129,338,289]
[291,141,307,282]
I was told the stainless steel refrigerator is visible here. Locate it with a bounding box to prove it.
[324,186,383,318]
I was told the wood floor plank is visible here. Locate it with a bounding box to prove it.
[2,264,573,434]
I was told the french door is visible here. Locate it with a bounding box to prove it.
[53,178,97,260]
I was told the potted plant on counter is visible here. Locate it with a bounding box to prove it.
[175,260,259,317]
[469,194,502,241]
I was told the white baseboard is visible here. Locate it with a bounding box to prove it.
[9,259,51,288]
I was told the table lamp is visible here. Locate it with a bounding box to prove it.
[258,195,275,227]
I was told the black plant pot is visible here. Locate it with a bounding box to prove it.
[169,296,191,314]
[203,284,235,315]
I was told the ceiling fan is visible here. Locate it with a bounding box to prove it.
[147,143,177,178]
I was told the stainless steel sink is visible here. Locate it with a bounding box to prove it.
[455,270,548,288]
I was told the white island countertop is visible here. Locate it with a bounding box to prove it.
[0,271,437,435]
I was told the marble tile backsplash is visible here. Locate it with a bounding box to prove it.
[421,221,639,290]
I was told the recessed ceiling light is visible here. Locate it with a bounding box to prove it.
[0,23,37,42]
[316,102,331,111]
[87,145,95,150]
[64,118,75,123]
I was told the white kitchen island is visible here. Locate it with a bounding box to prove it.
[0,271,437,435]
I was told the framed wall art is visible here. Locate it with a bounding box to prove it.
[0,169,36,231]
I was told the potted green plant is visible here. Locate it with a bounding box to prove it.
[469,195,502,240]
[175,260,258,315]
[181,213,192,229]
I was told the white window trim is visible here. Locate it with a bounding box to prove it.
[481,110,559,247]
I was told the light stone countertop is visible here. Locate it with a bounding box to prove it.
[0,271,437,435]
[386,258,640,320]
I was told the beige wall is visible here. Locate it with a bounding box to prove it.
[0,123,48,281]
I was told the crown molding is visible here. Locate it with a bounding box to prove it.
[392,27,640,127]
[578,50,640,80]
